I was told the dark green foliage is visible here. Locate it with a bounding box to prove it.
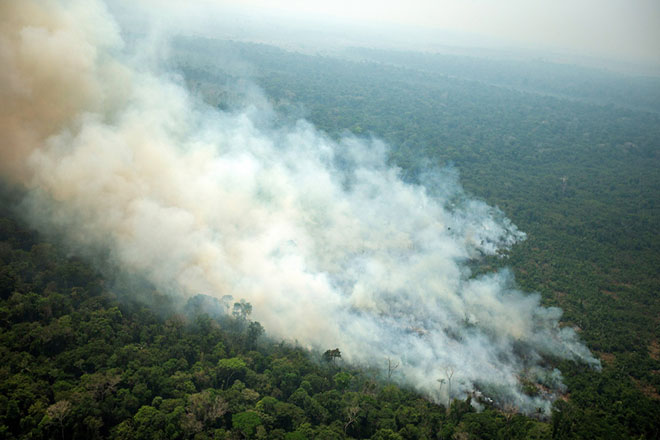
[231,411,262,438]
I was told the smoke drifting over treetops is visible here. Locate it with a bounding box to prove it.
[1,0,599,412]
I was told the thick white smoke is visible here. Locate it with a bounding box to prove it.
[0,0,599,413]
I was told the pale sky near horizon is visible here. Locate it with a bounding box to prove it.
[133,0,660,68]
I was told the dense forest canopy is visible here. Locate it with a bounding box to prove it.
[1,1,660,438]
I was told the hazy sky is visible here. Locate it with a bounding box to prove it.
[146,0,660,68]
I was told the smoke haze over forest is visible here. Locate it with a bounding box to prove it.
[0,0,606,414]
[107,0,660,75]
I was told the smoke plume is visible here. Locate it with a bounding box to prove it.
[0,0,599,413]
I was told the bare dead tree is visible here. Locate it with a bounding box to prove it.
[344,400,361,434]
[444,366,455,411]
[183,391,229,436]
[386,357,399,383]
[437,378,446,395]
[502,403,518,423]
[85,372,121,402]
[47,400,71,440]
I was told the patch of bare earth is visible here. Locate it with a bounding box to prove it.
[595,351,616,365]
[649,340,660,361]
[601,289,619,300]
[631,377,660,400]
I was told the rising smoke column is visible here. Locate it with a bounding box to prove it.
[0,0,600,413]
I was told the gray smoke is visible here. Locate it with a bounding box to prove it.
[0,0,599,413]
